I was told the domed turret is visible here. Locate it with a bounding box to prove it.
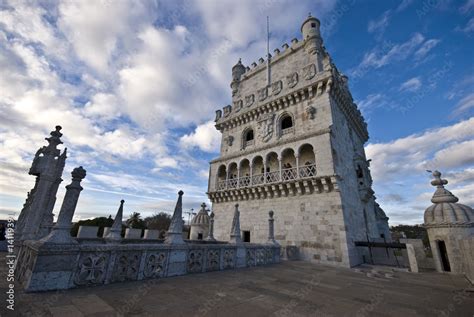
[301,13,321,40]
[423,170,473,275]
[424,170,473,227]
[232,58,246,81]
[190,203,210,240]
[301,14,323,58]
[231,58,246,96]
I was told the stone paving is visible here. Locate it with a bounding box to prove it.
[2,256,473,317]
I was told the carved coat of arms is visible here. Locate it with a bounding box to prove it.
[258,87,268,101]
[257,113,275,143]
[303,64,317,80]
[233,100,243,112]
[271,80,282,95]
[245,94,255,107]
[287,72,298,88]
[223,105,232,117]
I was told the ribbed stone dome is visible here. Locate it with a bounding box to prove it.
[191,203,210,225]
[424,171,474,227]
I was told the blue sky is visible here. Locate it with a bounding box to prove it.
[0,0,472,225]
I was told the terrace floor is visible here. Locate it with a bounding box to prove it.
[1,253,473,317]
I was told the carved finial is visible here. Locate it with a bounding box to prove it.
[431,170,448,187]
[71,166,86,180]
[178,190,184,196]
[308,12,312,17]
[201,202,206,209]
[269,210,274,218]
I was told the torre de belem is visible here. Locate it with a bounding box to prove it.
[207,15,390,267]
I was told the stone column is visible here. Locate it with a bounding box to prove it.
[237,167,241,188]
[295,155,300,178]
[279,158,283,181]
[229,204,242,244]
[249,162,253,185]
[165,191,186,244]
[263,162,267,183]
[205,212,216,241]
[267,210,278,245]
[40,166,86,244]
[105,200,124,241]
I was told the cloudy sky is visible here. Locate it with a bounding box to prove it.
[0,0,472,225]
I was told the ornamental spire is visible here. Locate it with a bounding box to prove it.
[165,191,185,244]
[105,200,124,241]
[430,170,458,204]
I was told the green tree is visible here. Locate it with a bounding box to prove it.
[126,212,146,229]
[144,212,171,238]
[71,216,114,237]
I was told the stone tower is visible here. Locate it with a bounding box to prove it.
[207,15,390,267]
[16,126,67,242]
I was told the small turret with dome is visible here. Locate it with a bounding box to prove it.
[423,170,473,275]
[190,203,211,240]
[424,170,473,227]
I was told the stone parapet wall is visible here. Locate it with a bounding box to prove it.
[15,240,280,292]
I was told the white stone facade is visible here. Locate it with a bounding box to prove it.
[208,15,390,267]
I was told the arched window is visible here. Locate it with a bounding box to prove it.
[281,116,293,130]
[245,129,254,141]
[243,128,254,148]
[279,113,294,137]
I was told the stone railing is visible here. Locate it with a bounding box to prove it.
[280,126,294,136]
[216,164,317,191]
[15,189,281,292]
[16,240,280,292]
[244,139,254,148]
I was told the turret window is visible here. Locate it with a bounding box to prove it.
[245,129,254,141]
[279,114,294,137]
[243,129,254,148]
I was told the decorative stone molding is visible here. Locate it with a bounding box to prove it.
[187,250,203,273]
[233,100,243,112]
[245,94,255,107]
[143,252,167,278]
[225,135,234,146]
[223,105,232,117]
[287,72,298,88]
[215,110,222,121]
[74,253,109,286]
[258,87,268,101]
[112,252,141,282]
[272,80,283,95]
[257,113,275,143]
[207,249,220,270]
[305,105,316,119]
[303,64,317,80]
[223,249,235,269]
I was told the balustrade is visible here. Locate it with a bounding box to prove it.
[215,164,317,191]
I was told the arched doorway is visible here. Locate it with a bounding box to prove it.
[437,240,451,272]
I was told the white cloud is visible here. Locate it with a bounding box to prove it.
[366,119,474,225]
[57,0,153,72]
[396,0,414,12]
[180,120,221,153]
[368,10,391,35]
[366,118,474,182]
[399,77,422,92]
[452,93,474,117]
[351,33,426,77]
[460,0,474,14]
[414,39,441,60]
[455,17,474,33]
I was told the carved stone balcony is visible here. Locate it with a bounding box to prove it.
[209,165,340,202]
